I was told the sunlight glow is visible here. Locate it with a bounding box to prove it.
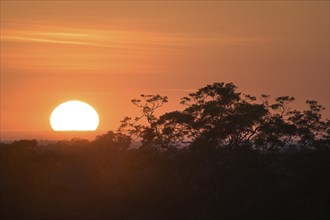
[50,101,99,131]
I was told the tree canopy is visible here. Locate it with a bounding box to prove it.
[119,82,329,151]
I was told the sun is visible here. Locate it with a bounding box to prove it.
[50,100,99,131]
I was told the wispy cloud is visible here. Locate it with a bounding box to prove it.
[2,35,95,46]
[2,30,110,47]
[1,27,273,50]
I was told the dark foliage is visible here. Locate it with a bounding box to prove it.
[1,82,329,220]
[120,82,329,151]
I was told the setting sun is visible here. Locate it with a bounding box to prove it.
[50,100,99,131]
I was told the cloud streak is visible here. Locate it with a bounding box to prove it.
[2,27,273,50]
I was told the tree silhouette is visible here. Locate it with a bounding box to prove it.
[118,94,171,150]
[95,131,131,151]
[120,82,329,151]
[155,83,268,150]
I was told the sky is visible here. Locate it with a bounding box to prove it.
[1,0,329,140]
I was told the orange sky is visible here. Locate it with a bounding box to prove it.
[1,1,329,140]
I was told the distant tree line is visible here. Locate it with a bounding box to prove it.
[1,82,329,220]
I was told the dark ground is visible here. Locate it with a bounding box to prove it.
[1,140,330,220]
